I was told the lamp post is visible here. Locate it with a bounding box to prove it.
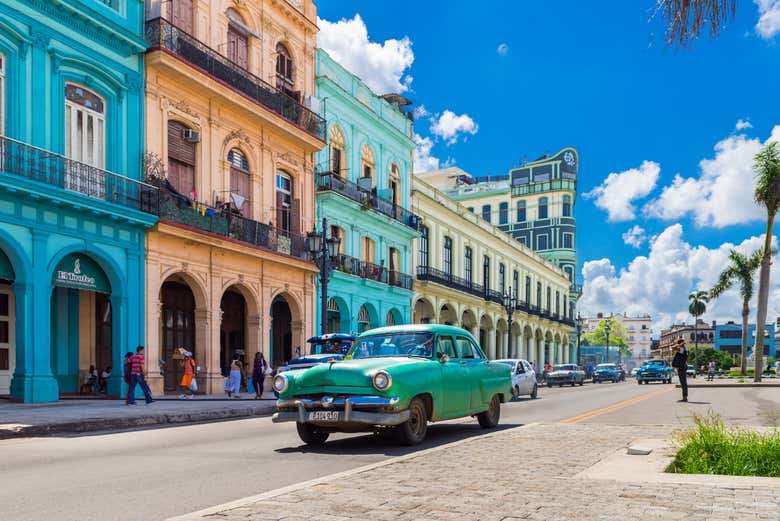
[576,313,583,366]
[305,217,341,336]
[502,290,516,358]
[605,319,611,364]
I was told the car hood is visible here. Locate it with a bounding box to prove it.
[594,369,616,373]
[640,366,664,372]
[293,357,427,389]
[548,370,575,376]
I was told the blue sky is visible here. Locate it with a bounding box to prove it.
[317,1,780,330]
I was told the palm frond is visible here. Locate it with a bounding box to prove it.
[754,141,780,215]
[657,0,736,47]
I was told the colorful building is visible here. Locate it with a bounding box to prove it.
[714,322,775,359]
[142,0,325,393]
[411,177,574,364]
[314,49,418,334]
[0,0,155,402]
[656,319,715,360]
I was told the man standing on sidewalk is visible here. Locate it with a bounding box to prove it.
[672,339,689,402]
[128,346,153,405]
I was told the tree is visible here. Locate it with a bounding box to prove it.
[657,0,737,47]
[688,290,709,370]
[584,317,631,361]
[709,249,762,376]
[752,141,780,382]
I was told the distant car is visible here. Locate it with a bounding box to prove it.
[686,364,696,379]
[495,359,538,399]
[636,359,674,385]
[592,363,622,383]
[546,364,586,387]
[277,333,356,373]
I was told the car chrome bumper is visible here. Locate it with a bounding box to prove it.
[273,395,408,426]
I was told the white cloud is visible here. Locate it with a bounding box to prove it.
[735,118,753,131]
[412,133,440,173]
[317,14,414,94]
[429,110,479,145]
[583,161,660,222]
[755,0,780,39]
[497,43,509,56]
[579,224,780,333]
[622,225,647,248]
[413,105,429,119]
[644,126,780,227]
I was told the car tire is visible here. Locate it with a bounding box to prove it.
[578,380,584,386]
[477,394,501,429]
[296,422,329,446]
[570,381,575,387]
[558,383,563,387]
[396,397,428,446]
[530,384,538,399]
[513,385,520,400]
[637,379,642,385]
[547,382,553,388]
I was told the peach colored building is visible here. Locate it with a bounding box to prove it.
[142,0,324,394]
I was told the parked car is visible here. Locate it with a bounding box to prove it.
[545,364,586,387]
[272,325,512,446]
[277,333,356,373]
[592,363,622,383]
[686,364,696,379]
[636,359,674,384]
[495,358,538,399]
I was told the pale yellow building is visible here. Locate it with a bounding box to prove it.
[411,178,574,367]
[142,0,324,393]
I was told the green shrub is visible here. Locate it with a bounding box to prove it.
[670,413,780,477]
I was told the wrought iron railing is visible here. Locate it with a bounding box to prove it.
[0,135,158,214]
[144,18,325,141]
[317,171,420,230]
[333,254,412,289]
[389,270,413,290]
[511,178,576,197]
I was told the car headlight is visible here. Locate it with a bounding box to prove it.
[372,370,392,391]
[273,374,289,393]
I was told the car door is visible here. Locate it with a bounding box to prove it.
[436,335,470,418]
[522,361,536,390]
[514,361,530,394]
[457,336,491,413]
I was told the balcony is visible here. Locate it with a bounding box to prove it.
[317,172,420,230]
[144,18,325,141]
[155,183,306,259]
[511,178,576,197]
[334,254,413,290]
[0,135,158,214]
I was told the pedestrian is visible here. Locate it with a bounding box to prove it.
[225,360,242,398]
[671,338,689,402]
[707,360,715,381]
[99,366,111,392]
[252,351,268,399]
[128,346,153,405]
[123,352,133,405]
[179,351,197,399]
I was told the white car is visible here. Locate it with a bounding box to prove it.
[495,359,538,399]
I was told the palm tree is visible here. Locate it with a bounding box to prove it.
[710,249,762,376]
[688,290,709,371]
[657,0,737,47]
[752,141,780,382]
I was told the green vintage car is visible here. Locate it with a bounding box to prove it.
[271,325,512,446]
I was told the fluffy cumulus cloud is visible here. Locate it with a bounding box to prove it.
[497,43,509,56]
[429,110,479,145]
[579,224,780,332]
[622,225,647,249]
[317,14,414,94]
[735,118,753,131]
[412,133,440,173]
[644,126,780,227]
[755,0,780,39]
[583,161,660,222]
[413,105,429,119]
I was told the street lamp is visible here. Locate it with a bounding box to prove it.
[502,290,516,358]
[605,319,611,364]
[306,217,341,335]
[576,313,584,366]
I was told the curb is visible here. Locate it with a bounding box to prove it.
[677,383,780,388]
[0,404,276,439]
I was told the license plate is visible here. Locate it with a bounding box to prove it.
[308,411,341,421]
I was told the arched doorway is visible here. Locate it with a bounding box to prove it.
[160,279,196,392]
[461,309,477,337]
[271,295,292,367]
[412,298,434,324]
[357,304,372,334]
[479,314,493,357]
[0,248,15,395]
[220,288,246,375]
[439,304,457,326]
[386,308,402,326]
[327,297,349,333]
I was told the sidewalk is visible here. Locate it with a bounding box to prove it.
[171,423,780,521]
[0,394,276,438]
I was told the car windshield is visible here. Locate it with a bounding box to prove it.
[645,360,665,366]
[597,364,615,369]
[348,332,434,359]
[554,365,576,371]
[312,340,352,355]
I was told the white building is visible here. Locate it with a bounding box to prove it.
[582,312,653,360]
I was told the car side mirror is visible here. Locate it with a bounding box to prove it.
[439,354,450,364]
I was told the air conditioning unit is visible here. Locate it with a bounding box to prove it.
[182,129,201,143]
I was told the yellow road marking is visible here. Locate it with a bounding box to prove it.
[561,387,676,424]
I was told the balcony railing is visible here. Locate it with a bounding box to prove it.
[155,184,306,259]
[144,18,325,141]
[333,254,412,290]
[317,172,420,230]
[511,178,576,197]
[0,135,158,214]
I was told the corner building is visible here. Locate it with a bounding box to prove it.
[411,178,574,364]
[143,0,324,393]
[314,49,418,334]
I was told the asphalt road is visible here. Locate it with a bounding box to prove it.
[0,379,770,521]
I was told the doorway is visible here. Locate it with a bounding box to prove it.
[161,281,195,392]
[271,296,292,368]
[220,289,246,375]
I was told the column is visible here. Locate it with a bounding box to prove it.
[503,329,509,359]
[195,308,216,393]
[487,330,496,360]
[145,300,164,395]
[109,294,128,398]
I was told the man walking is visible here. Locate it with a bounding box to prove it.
[671,339,689,402]
[128,346,153,405]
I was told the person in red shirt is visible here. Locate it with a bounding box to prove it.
[128,346,153,405]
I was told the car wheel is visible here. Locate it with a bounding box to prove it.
[396,397,428,446]
[477,394,501,429]
[558,383,563,387]
[513,385,520,400]
[578,380,584,386]
[570,381,575,387]
[530,384,538,399]
[547,382,553,388]
[296,422,329,446]
[637,379,642,385]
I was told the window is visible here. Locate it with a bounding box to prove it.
[482,204,491,223]
[536,282,541,307]
[563,299,567,318]
[562,195,572,217]
[389,163,401,207]
[361,236,375,263]
[464,247,473,284]
[555,291,560,315]
[0,53,4,134]
[546,287,551,312]
[357,305,371,333]
[537,234,548,250]
[516,200,526,222]
[330,225,344,254]
[167,120,196,196]
[65,83,105,169]
[483,256,490,291]
[564,266,573,282]
[499,202,508,224]
[538,197,548,219]
[443,236,452,276]
[436,336,457,358]
[518,237,527,246]
[275,43,294,96]
[226,8,248,69]
[418,226,429,268]
[389,247,399,273]
[361,144,375,187]
[525,276,531,304]
[329,125,345,176]
[456,337,476,359]
[467,207,474,213]
[513,271,519,300]
[499,263,505,294]
[275,171,293,232]
[227,148,249,215]
[563,233,573,249]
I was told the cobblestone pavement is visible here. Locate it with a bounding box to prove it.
[185,423,780,521]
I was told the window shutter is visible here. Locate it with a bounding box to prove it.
[275,191,283,230]
[291,197,300,235]
[168,159,194,196]
[230,168,249,213]
[167,121,195,165]
[172,0,194,33]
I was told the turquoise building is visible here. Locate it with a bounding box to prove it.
[0,0,156,402]
[314,49,419,334]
